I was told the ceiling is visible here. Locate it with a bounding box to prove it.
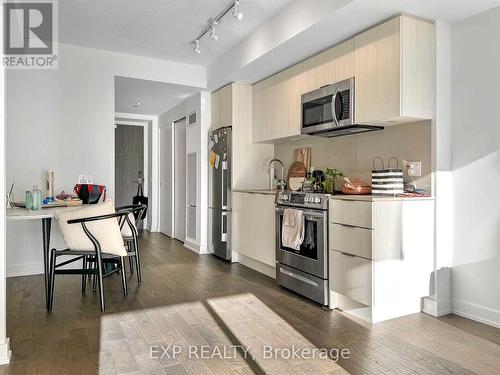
[208,0,500,89]
[59,0,293,66]
[84,0,500,115]
[114,76,201,115]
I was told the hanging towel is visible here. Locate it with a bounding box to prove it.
[282,209,305,250]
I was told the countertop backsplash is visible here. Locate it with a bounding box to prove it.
[274,120,432,193]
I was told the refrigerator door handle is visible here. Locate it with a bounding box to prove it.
[221,211,228,242]
[221,160,228,210]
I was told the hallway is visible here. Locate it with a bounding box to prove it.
[2,233,500,374]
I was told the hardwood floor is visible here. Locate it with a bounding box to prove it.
[1,232,500,374]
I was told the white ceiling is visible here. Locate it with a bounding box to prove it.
[114,76,201,115]
[209,0,500,89]
[87,0,500,115]
[59,0,293,66]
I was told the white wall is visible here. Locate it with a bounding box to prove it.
[5,43,205,277]
[450,6,500,327]
[158,92,211,254]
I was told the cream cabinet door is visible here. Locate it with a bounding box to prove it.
[233,193,256,258]
[218,84,233,127]
[253,194,276,267]
[211,89,220,129]
[354,16,401,124]
[252,76,274,143]
[211,84,232,129]
[302,38,355,93]
[330,250,372,306]
[273,63,303,139]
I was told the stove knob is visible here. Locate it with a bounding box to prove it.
[313,197,321,204]
[281,194,289,201]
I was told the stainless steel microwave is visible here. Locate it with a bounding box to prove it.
[301,77,383,138]
[301,77,355,135]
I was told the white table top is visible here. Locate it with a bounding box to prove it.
[6,207,77,221]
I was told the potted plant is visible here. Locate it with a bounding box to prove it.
[323,168,343,194]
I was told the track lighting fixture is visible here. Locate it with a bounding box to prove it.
[193,40,201,54]
[210,25,218,41]
[232,0,243,20]
[191,0,244,54]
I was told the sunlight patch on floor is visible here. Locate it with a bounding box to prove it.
[98,293,347,374]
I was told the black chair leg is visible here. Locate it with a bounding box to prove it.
[93,268,97,293]
[128,251,134,274]
[49,249,56,311]
[120,257,128,296]
[81,255,87,294]
[96,254,105,312]
[134,237,142,283]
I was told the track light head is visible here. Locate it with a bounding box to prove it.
[232,0,243,20]
[193,40,201,54]
[210,26,218,41]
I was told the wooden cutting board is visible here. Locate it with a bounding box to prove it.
[293,148,311,171]
[287,161,307,182]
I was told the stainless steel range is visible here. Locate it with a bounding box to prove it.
[275,191,329,306]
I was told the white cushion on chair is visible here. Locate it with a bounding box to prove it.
[56,200,127,257]
[120,212,136,239]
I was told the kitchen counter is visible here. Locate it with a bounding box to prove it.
[327,194,434,201]
[233,189,277,196]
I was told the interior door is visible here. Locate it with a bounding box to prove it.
[174,118,186,241]
[115,125,144,207]
[159,125,173,237]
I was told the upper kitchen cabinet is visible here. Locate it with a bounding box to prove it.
[302,38,355,93]
[354,15,435,124]
[272,63,304,140]
[212,83,273,189]
[252,64,303,143]
[252,75,274,143]
[211,84,233,129]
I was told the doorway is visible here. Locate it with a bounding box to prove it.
[115,124,144,207]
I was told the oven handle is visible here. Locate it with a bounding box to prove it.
[279,267,319,287]
[275,206,325,219]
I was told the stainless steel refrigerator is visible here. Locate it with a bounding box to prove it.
[209,127,232,261]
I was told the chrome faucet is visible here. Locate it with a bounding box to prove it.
[268,159,285,190]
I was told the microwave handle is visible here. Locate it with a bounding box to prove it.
[331,89,340,126]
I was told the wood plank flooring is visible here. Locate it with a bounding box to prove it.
[1,232,500,374]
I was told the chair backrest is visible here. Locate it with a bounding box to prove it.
[116,204,147,220]
[116,204,147,238]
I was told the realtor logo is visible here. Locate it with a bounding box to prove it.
[3,0,58,69]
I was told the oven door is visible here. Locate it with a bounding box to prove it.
[275,206,328,279]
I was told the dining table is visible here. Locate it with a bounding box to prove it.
[6,207,76,310]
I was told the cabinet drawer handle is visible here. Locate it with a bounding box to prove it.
[340,251,356,257]
[331,222,372,230]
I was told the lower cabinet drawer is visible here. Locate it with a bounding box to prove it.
[329,223,373,259]
[329,199,373,228]
[330,250,372,306]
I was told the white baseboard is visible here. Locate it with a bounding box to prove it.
[7,263,43,278]
[452,299,500,329]
[0,338,11,365]
[238,254,275,279]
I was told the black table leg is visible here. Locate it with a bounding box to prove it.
[42,218,52,310]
